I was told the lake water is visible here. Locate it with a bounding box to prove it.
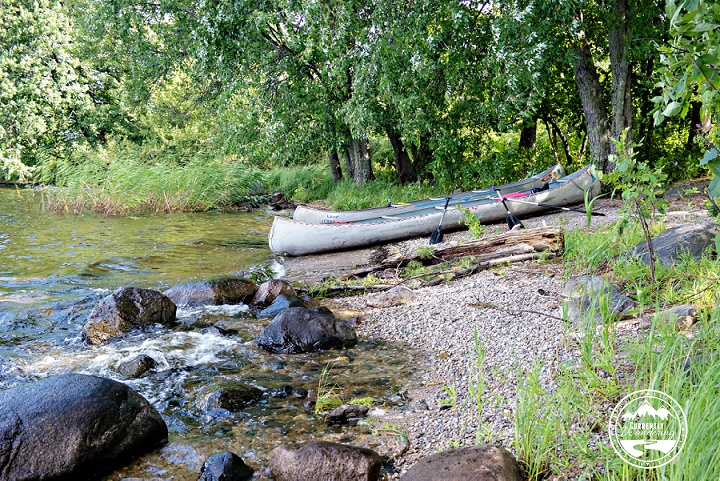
[0,187,420,479]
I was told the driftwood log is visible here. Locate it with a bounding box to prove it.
[352,227,564,278]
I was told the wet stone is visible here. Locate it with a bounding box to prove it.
[117,354,158,378]
[258,294,306,318]
[198,451,254,481]
[196,383,263,412]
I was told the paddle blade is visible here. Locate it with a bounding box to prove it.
[429,227,444,245]
[506,214,524,230]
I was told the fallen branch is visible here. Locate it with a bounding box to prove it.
[352,227,563,277]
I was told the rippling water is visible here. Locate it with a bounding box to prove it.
[0,187,420,479]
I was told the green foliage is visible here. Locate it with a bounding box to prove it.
[654,0,720,195]
[457,205,486,238]
[603,131,668,282]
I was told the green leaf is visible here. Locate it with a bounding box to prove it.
[662,101,683,117]
[701,148,719,166]
[709,176,720,197]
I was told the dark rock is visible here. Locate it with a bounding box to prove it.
[325,404,370,424]
[252,279,297,307]
[269,440,382,481]
[562,275,634,324]
[258,294,306,318]
[83,287,177,345]
[312,305,335,316]
[164,278,257,307]
[256,307,358,354]
[400,445,523,481]
[631,222,717,267]
[196,383,263,412]
[0,373,167,480]
[198,451,254,481]
[117,354,158,378]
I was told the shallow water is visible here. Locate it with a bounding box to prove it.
[0,187,421,479]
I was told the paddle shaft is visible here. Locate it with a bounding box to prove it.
[437,197,451,226]
[505,198,605,216]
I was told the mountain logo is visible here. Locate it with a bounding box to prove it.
[609,389,687,469]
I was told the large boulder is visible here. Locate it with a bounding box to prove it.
[163,278,257,307]
[83,287,177,345]
[631,221,717,266]
[562,275,634,325]
[269,441,382,481]
[198,451,254,481]
[252,279,297,307]
[0,373,168,481]
[256,307,358,354]
[400,445,523,481]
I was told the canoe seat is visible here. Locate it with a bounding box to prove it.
[381,215,401,220]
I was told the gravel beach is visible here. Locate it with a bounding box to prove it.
[280,188,711,477]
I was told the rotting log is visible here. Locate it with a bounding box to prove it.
[352,227,564,277]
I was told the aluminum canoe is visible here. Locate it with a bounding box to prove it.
[269,165,599,256]
[292,164,566,224]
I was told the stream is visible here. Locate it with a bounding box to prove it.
[0,187,422,479]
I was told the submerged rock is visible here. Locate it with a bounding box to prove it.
[253,279,297,307]
[83,287,177,345]
[400,444,523,481]
[269,441,382,481]
[198,451,255,481]
[0,373,167,480]
[256,307,358,354]
[164,278,257,307]
[196,382,264,412]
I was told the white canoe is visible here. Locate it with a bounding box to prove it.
[292,164,566,224]
[269,165,600,256]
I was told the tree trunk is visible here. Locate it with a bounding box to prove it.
[385,126,417,184]
[608,0,633,170]
[346,137,374,185]
[637,57,656,164]
[572,40,610,172]
[409,135,433,180]
[343,148,355,180]
[328,150,342,182]
[686,101,702,150]
[519,118,537,150]
[546,115,574,165]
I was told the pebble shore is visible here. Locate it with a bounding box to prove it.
[320,192,710,477]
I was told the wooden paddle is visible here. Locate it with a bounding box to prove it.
[494,188,524,230]
[429,197,451,245]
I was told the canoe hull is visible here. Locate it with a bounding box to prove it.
[292,164,565,224]
[269,166,599,256]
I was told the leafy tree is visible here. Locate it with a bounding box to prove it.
[0,0,97,179]
[654,0,720,196]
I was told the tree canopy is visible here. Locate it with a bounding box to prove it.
[0,0,715,192]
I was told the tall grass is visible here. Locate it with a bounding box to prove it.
[37,143,266,214]
[505,225,720,479]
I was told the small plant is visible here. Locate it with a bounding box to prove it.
[439,381,458,409]
[604,130,668,283]
[314,364,344,415]
[457,205,486,238]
